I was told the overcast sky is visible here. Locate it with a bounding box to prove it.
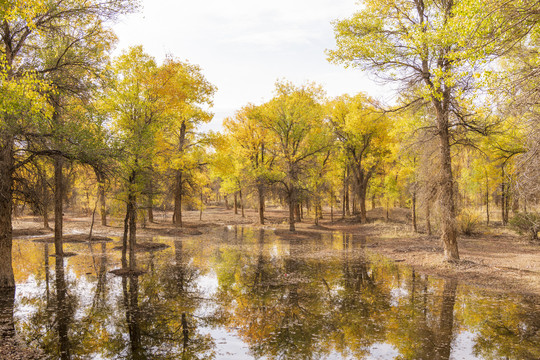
[113,0,389,131]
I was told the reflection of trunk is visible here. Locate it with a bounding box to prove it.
[93,242,107,308]
[0,137,14,288]
[0,287,15,339]
[182,313,189,352]
[54,155,64,257]
[174,240,186,292]
[44,244,51,307]
[434,279,457,360]
[123,275,143,359]
[55,256,71,360]
[253,230,266,288]
[344,235,371,291]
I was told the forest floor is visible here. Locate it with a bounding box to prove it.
[12,205,540,297]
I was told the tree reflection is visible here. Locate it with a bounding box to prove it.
[8,229,540,359]
[0,287,15,339]
[55,255,72,360]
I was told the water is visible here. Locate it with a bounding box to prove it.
[2,226,540,359]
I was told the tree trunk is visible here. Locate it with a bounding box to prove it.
[258,184,265,225]
[501,167,507,226]
[342,170,347,219]
[295,202,301,222]
[485,176,490,226]
[128,190,137,270]
[224,195,230,210]
[435,106,459,261]
[41,169,50,229]
[96,173,107,227]
[0,138,14,288]
[234,192,238,215]
[54,155,64,257]
[173,170,183,227]
[239,189,245,218]
[426,202,432,236]
[412,190,417,233]
[147,182,154,224]
[359,183,368,223]
[288,188,296,231]
[199,188,203,221]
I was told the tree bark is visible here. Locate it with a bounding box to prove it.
[426,202,432,236]
[485,171,490,226]
[435,105,459,261]
[239,189,245,218]
[234,192,238,215]
[199,188,203,221]
[258,184,265,225]
[412,189,418,233]
[147,181,154,224]
[41,168,50,229]
[54,155,64,257]
[288,188,296,231]
[173,170,183,227]
[95,172,107,227]
[0,138,14,288]
[128,190,137,270]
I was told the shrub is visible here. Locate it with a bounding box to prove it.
[457,210,480,236]
[510,212,540,241]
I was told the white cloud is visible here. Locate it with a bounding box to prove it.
[113,0,387,131]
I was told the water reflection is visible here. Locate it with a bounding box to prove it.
[5,228,540,359]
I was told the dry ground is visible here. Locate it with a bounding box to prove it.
[11,205,540,296]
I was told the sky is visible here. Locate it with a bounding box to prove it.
[113,0,390,132]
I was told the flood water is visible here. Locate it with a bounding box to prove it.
[2,226,540,359]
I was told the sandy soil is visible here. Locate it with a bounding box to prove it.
[11,205,540,296]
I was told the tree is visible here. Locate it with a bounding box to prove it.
[327,0,530,261]
[223,104,275,224]
[261,81,331,231]
[327,94,393,223]
[0,0,136,288]
[107,46,163,269]
[155,57,215,227]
